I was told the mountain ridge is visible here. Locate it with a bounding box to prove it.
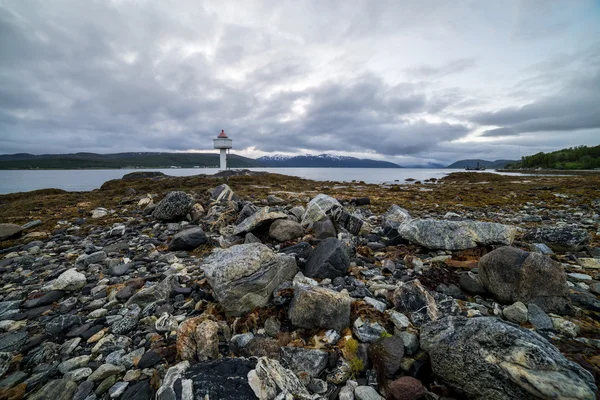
[446,159,518,169]
[257,153,402,168]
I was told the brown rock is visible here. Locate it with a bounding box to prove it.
[176,317,228,362]
[386,376,425,400]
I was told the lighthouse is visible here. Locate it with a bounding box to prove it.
[213,130,232,170]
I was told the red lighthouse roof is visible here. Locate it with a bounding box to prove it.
[217,130,228,138]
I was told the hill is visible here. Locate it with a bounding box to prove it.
[446,159,518,169]
[506,145,600,170]
[257,154,402,168]
[0,152,262,169]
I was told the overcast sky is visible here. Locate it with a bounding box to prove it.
[1,0,599,166]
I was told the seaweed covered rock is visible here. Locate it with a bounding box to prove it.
[421,316,596,400]
[202,244,297,316]
[399,219,516,250]
[478,246,568,313]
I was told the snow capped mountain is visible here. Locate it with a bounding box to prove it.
[257,153,401,168]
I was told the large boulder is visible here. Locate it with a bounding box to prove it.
[478,246,568,313]
[304,237,350,279]
[421,316,596,400]
[0,223,23,241]
[152,191,193,221]
[523,226,590,251]
[399,219,516,250]
[232,208,287,235]
[392,279,441,327]
[168,227,207,251]
[288,285,351,332]
[301,194,342,228]
[202,244,297,316]
[268,219,304,242]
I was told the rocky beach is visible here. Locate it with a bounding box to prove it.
[0,170,599,400]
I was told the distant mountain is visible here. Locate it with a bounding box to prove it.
[0,152,262,169]
[257,153,402,168]
[402,162,447,168]
[446,159,518,169]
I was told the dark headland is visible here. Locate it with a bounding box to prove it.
[0,170,599,399]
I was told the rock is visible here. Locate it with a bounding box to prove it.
[29,379,78,400]
[279,241,313,260]
[301,194,342,228]
[399,219,516,250]
[137,350,163,369]
[109,263,132,276]
[87,363,125,382]
[91,207,109,219]
[176,317,225,362]
[385,205,412,225]
[304,237,350,279]
[368,334,404,377]
[398,331,419,356]
[73,381,94,400]
[21,219,42,230]
[152,191,192,221]
[43,268,87,291]
[80,250,107,267]
[353,317,387,343]
[459,272,487,296]
[211,184,239,202]
[478,246,568,313]
[168,227,207,251]
[355,386,384,400]
[121,380,155,400]
[386,376,425,400]
[202,244,297,316]
[59,355,91,374]
[339,380,358,400]
[280,347,329,378]
[23,290,65,308]
[577,258,600,269]
[46,314,82,336]
[109,381,129,398]
[268,219,304,242]
[523,226,590,251]
[530,243,554,255]
[502,302,528,324]
[313,218,337,239]
[248,357,312,400]
[551,317,580,338]
[232,208,287,235]
[0,224,22,241]
[421,316,596,400]
[392,280,441,327]
[111,304,140,335]
[289,285,351,332]
[307,378,327,394]
[155,313,179,332]
[125,275,178,307]
[527,303,553,331]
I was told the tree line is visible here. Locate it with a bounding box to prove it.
[506,145,600,170]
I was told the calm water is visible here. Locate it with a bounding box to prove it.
[0,168,524,194]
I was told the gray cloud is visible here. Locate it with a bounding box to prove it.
[0,1,599,164]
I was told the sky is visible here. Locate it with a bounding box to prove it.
[1,0,599,166]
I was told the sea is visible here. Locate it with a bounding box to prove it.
[0,168,525,195]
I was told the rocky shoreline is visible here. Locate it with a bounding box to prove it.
[0,171,598,400]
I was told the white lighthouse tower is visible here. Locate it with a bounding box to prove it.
[213,130,232,170]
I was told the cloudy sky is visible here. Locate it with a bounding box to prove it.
[1,0,599,166]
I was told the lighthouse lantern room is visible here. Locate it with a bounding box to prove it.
[213,130,232,170]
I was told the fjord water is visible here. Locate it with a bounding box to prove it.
[0,168,523,195]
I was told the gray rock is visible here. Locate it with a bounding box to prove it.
[478,246,569,313]
[523,226,590,251]
[22,219,42,230]
[152,191,192,221]
[244,232,262,244]
[353,317,387,343]
[354,386,384,400]
[301,194,342,228]
[23,290,65,308]
[168,227,207,251]
[125,275,178,307]
[81,251,107,267]
[202,244,297,316]
[247,357,312,400]
[43,268,87,291]
[73,381,95,400]
[87,363,125,382]
[121,380,154,400]
[268,219,304,242]
[109,263,132,276]
[503,302,528,324]
[421,316,596,400]
[46,314,82,336]
[393,279,442,327]
[211,184,239,202]
[304,237,350,279]
[59,355,91,374]
[0,223,23,241]
[385,205,412,225]
[232,208,287,235]
[280,347,329,378]
[289,285,351,332]
[313,218,337,239]
[368,334,404,377]
[459,272,487,295]
[528,303,554,331]
[29,379,78,400]
[111,304,140,335]
[109,381,129,398]
[399,331,419,356]
[399,219,516,250]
